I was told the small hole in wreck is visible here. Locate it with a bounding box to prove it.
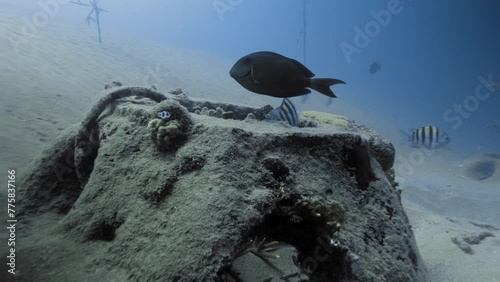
[230,208,350,281]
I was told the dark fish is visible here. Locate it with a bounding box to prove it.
[266,98,299,127]
[486,121,500,134]
[399,126,450,149]
[369,61,381,74]
[230,51,345,98]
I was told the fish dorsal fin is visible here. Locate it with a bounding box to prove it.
[287,58,315,77]
[265,51,315,78]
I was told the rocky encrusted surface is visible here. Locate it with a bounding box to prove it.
[10,86,428,282]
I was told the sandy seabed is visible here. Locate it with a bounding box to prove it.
[1,6,499,282]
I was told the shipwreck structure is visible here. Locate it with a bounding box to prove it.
[10,84,429,281]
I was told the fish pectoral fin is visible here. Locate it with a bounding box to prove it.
[250,66,260,84]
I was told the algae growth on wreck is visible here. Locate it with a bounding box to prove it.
[11,85,426,281]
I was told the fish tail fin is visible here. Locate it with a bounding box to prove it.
[310,78,346,98]
[398,130,412,145]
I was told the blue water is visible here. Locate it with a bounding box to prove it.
[5,0,500,154]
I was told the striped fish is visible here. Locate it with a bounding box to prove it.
[399,126,451,149]
[266,98,299,127]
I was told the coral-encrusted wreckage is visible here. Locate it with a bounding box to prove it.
[13,84,430,281]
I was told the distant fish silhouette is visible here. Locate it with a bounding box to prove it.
[399,126,451,149]
[486,121,500,134]
[230,51,345,98]
[369,61,381,74]
[266,98,299,127]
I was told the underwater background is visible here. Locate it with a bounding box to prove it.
[4,0,500,154]
[1,0,500,281]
